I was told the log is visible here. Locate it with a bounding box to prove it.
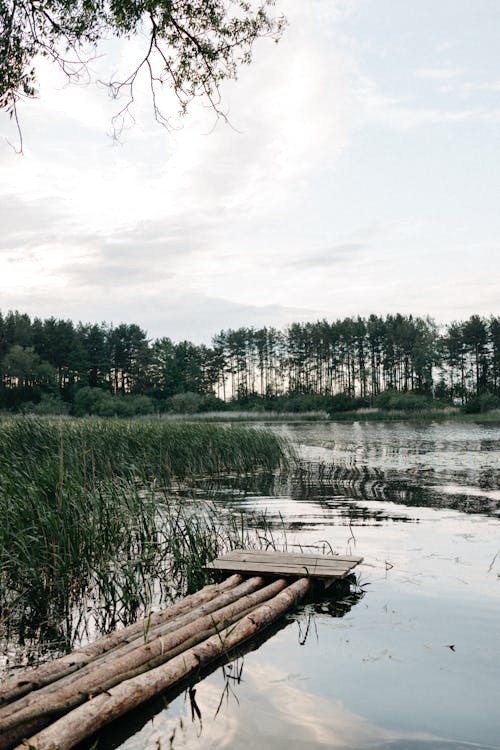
[0,574,250,749]
[0,604,261,750]
[0,574,265,748]
[15,578,311,750]
[2,578,286,738]
[0,575,262,728]
[67,575,265,673]
[0,574,243,707]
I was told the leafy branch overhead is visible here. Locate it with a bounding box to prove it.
[0,0,286,132]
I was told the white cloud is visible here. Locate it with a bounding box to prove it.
[414,67,465,80]
[0,0,499,339]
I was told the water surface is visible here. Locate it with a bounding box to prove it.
[104,421,500,750]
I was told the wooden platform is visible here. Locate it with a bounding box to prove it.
[0,553,364,749]
[206,549,363,580]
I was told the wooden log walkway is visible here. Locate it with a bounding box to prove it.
[0,551,362,750]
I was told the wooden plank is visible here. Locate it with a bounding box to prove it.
[224,549,363,562]
[208,557,357,572]
[213,557,358,571]
[207,550,363,580]
[207,563,353,579]
[207,559,357,571]
[206,559,359,579]
[219,550,363,565]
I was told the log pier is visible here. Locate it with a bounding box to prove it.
[0,551,363,750]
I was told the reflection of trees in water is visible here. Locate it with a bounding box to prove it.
[289,462,500,517]
[194,459,500,522]
[78,578,363,750]
[189,471,279,499]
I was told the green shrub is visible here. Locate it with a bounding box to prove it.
[18,393,70,416]
[327,394,370,413]
[199,393,228,412]
[463,393,500,414]
[73,387,154,417]
[167,391,203,413]
[373,389,431,411]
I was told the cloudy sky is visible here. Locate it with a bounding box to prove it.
[1,0,499,342]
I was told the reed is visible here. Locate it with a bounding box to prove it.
[0,417,289,655]
[0,416,288,481]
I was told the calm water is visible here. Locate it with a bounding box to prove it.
[102,421,500,750]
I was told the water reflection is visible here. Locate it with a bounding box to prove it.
[291,462,500,516]
[97,655,496,750]
[4,421,500,750]
[189,419,500,519]
[279,421,500,474]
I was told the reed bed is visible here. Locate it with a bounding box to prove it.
[0,417,289,659]
[0,416,288,482]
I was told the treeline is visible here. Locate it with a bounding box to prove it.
[0,310,499,415]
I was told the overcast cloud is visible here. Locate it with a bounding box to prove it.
[1,0,499,342]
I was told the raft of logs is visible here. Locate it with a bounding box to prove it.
[0,552,363,750]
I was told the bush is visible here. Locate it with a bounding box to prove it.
[96,394,155,417]
[73,387,155,417]
[257,394,330,413]
[281,394,324,412]
[25,393,69,416]
[327,394,370,413]
[73,386,109,416]
[229,392,269,411]
[198,393,227,412]
[463,393,500,414]
[167,391,203,414]
[373,389,431,411]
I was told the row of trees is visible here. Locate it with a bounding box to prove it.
[0,310,499,413]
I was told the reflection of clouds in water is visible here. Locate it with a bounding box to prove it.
[280,421,500,475]
[115,422,500,750]
[437,485,500,501]
[119,661,445,750]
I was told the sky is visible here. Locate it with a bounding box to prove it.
[1,0,499,343]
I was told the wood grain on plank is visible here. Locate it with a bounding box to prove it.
[207,558,360,579]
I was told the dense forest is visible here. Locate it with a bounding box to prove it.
[0,310,499,415]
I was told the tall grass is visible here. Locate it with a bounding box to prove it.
[0,417,288,482]
[0,417,289,656]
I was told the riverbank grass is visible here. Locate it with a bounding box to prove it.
[0,417,289,648]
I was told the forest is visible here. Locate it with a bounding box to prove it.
[0,310,499,415]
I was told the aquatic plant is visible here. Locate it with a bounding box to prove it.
[0,417,289,652]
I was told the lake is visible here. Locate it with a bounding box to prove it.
[101,420,500,750]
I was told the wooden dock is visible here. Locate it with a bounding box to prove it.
[0,551,362,750]
[207,549,363,579]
